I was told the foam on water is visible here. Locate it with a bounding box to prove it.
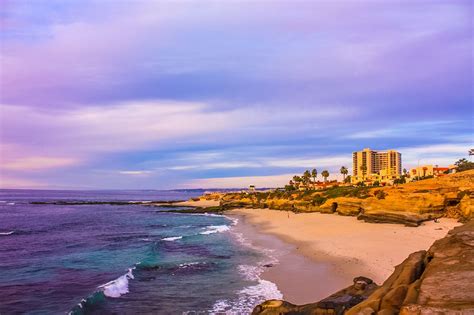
[210,275,282,314]
[99,268,135,298]
[0,231,15,236]
[199,225,231,235]
[162,236,183,241]
[179,262,203,268]
[209,228,282,314]
[190,213,222,217]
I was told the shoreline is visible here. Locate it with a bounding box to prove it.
[227,208,461,305]
[229,212,349,305]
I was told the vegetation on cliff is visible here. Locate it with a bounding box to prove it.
[220,170,474,226]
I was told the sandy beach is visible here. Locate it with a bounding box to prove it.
[228,208,462,305]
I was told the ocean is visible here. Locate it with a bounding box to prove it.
[0,189,282,314]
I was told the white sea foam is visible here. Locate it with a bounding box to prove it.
[199,225,230,235]
[209,224,283,314]
[6,202,15,205]
[202,213,221,217]
[0,231,14,236]
[178,262,202,268]
[210,278,282,314]
[223,215,239,226]
[238,264,261,281]
[162,236,183,241]
[99,268,135,298]
[209,263,282,314]
[190,213,222,217]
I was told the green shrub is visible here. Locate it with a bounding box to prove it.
[312,194,327,206]
[284,185,296,191]
[455,158,474,172]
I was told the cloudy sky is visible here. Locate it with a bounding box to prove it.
[0,0,472,189]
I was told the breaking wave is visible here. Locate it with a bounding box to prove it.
[162,236,183,241]
[199,225,230,235]
[99,268,135,298]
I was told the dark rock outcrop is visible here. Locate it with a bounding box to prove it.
[252,277,378,315]
[347,220,474,314]
[252,221,474,315]
[165,206,224,214]
[356,210,437,227]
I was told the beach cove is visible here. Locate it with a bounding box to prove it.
[228,208,461,305]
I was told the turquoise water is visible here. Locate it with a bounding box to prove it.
[0,190,282,314]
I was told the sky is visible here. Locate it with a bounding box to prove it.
[0,0,472,189]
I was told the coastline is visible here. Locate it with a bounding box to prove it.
[227,208,461,305]
[229,212,349,305]
[172,199,220,207]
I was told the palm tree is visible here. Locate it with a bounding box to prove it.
[403,168,408,176]
[303,170,312,189]
[340,166,348,182]
[292,175,302,188]
[321,170,329,182]
[311,168,318,184]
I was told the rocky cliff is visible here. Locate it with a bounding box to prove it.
[252,277,378,315]
[252,220,474,315]
[220,170,474,226]
[347,220,474,314]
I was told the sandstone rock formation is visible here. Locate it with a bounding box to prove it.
[459,193,474,220]
[347,220,474,314]
[320,198,363,216]
[251,221,474,315]
[252,277,378,315]
[220,170,474,226]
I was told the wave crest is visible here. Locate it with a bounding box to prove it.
[199,225,230,235]
[162,236,183,241]
[99,268,135,298]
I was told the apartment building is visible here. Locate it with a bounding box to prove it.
[352,148,402,183]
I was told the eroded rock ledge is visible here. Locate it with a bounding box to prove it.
[252,220,474,315]
[220,170,474,226]
[252,277,378,315]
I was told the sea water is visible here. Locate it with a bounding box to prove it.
[0,189,282,314]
